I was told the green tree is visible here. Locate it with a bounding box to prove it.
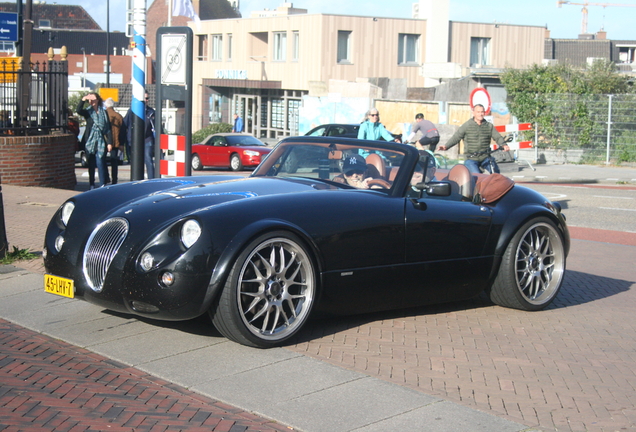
[501,61,633,149]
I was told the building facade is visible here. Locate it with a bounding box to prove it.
[544,30,636,72]
[189,3,546,139]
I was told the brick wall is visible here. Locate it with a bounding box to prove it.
[0,134,77,189]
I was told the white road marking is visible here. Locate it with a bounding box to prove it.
[593,195,633,200]
[599,207,636,212]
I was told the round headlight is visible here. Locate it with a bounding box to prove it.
[61,201,75,226]
[181,220,201,249]
[54,235,65,252]
[140,252,155,272]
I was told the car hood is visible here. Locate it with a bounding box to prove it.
[74,176,334,228]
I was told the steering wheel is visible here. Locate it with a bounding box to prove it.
[367,179,391,189]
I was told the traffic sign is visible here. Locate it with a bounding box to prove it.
[470,87,492,115]
[160,34,187,85]
[0,12,18,42]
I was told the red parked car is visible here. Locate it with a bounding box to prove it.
[191,133,271,171]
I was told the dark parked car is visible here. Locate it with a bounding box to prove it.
[191,133,271,171]
[305,123,359,138]
[305,123,402,142]
[44,137,569,348]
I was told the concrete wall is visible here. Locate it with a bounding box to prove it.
[0,134,76,189]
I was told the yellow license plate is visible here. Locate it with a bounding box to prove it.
[44,274,75,299]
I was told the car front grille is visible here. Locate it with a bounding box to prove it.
[83,218,129,293]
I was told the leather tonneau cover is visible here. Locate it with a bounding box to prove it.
[474,173,515,204]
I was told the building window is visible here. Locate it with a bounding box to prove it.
[337,31,352,64]
[196,35,208,61]
[470,37,490,67]
[292,31,299,61]
[273,31,287,61]
[38,19,51,28]
[249,32,268,61]
[212,34,222,61]
[227,34,233,61]
[398,33,420,65]
[0,41,15,54]
[618,46,636,63]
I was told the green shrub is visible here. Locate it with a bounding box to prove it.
[0,246,38,264]
[192,123,233,143]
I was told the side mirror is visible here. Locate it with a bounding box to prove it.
[425,182,451,197]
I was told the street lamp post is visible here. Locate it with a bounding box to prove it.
[81,47,86,88]
[106,0,110,87]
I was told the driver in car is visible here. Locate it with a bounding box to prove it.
[334,154,374,189]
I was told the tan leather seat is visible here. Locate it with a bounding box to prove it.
[446,164,474,200]
[365,154,386,179]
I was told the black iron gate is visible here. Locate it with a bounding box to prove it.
[0,58,69,135]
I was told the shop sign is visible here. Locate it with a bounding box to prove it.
[215,69,248,79]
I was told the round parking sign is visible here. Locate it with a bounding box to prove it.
[470,88,491,115]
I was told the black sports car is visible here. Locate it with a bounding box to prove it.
[43,137,569,348]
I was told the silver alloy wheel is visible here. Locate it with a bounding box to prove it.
[192,154,202,170]
[230,154,242,171]
[514,221,565,305]
[236,237,315,342]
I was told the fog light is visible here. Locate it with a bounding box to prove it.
[131,301,159,313]
[140,252,154,271]
[55,235,65,252]
[161,271,175,286]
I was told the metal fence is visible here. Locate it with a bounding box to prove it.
[0,58,69,135]
[528,94,636,164]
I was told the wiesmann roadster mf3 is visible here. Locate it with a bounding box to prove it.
[44,137,569,348]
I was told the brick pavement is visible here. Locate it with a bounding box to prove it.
[2,177,636,432]
[0,318,292,432]
[285,239,636,432]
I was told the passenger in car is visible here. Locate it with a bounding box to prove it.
[333,154,373,189]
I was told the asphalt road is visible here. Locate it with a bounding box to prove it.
[523,183,636,233]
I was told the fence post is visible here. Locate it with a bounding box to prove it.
[0,175,8,259]
[606,94,613,165]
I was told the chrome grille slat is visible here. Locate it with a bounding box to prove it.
[83,218,129,292]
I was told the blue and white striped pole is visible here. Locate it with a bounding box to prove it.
[131,0,147,180]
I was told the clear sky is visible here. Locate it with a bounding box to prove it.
[65,0,636,41]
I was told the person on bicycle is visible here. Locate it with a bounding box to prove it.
[406,113,439,152]
[437,104,509,174]
[357,109,400,142]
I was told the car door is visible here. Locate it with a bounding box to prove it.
[403,197,494,304]
[209,136,230,167]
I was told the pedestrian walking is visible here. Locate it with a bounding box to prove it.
[77,92,112,189]
[104,98,125,184]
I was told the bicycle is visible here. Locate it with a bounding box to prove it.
[467,135,514,175]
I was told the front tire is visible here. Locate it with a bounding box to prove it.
[490,217,566,311]
[210,232,316,348]
[230,154,243,171]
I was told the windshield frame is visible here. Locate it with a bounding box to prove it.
[252,136,422,197]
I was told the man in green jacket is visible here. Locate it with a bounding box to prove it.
[438,104,509,174]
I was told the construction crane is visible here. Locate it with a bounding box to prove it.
[557,0,636,34]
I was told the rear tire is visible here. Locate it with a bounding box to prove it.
[490,217,566,311]
[192,154,203,171]
[210,232,316,348]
